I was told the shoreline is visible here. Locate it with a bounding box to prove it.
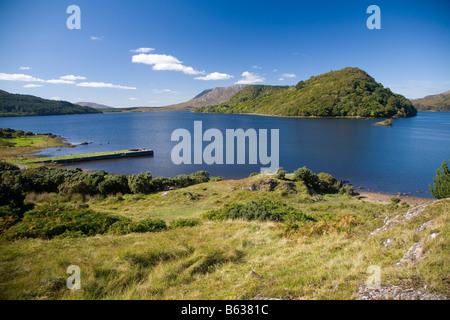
[357,191,432,205]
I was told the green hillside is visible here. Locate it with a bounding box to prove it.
[197,67,417,118]
[412,91,450,112]
[0,90,100,117]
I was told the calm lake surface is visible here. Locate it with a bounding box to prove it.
[1,111,449,197]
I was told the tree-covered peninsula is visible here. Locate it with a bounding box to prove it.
[197,67,417,118]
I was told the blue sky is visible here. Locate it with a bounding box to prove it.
[0,0,449,107]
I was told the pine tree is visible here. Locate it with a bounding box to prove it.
[429,160,450,199]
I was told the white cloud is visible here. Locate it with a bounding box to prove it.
[60,75,86,81]
[279,73,296,81]
[130,48,155,53]
[90,36,104,41]
[129,97,138,100]
[235,71,265,84]
[77,82,136,90]
[49,97,61,100]
[153,89,173,94]
[132,53,204,75]
[0,73,44,82]
[19,66,31,70]
[23,84,43,88]
[252,65,262,70]
[46,79,76,84]
[195,72,233,81]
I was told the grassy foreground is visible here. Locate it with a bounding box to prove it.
[0,173,448,300]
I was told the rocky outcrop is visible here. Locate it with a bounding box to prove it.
[162,84,250,110]
[358,285,448,300]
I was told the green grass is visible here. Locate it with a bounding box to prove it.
[0,175,448,300]
[0,134,73,160]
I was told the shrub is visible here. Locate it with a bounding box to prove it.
[98,174,130,195]
[203,200,314,223]
[58,170,107,195]
[107,220,132,235]
[129,219,167,233]
[1,165,213,198]
[1,204,169,240]
[338,185,358,196]
[317,172,336,191]
[0,161,20,172]
[2,204,123,240]
[275,167,287,180]
[293,166,319,187]
[391,196,401,205]
[169,218,202,229]
[128,172,153,194]
[189,171,210,184]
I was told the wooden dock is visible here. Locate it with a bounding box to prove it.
[34,148,154,164]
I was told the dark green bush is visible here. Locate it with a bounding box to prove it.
[129,219,167,233]
[128,172,153,194]
[98,174,130,195]
[275,167,287,180]
[203,200,314,223]
[1,163,212,198]
[294,167,319,187]
[317,172,336,191]
[1,203,168,240]
[169,218,202,229]
[2,204,123,240]
[338,185,358,196]
[391,196,401,204]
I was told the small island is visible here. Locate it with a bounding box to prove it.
[374,119,393,126]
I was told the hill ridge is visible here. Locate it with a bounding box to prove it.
[0,90,99,117]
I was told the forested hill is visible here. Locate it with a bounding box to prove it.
[412,91,450,112]
[0,90,100,117]
[196,67,417,118]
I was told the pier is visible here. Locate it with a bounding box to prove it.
[33,148,154,164]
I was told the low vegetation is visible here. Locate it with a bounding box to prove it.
[0,158,448,300]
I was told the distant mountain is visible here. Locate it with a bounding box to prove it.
[156,84,250,110]
[77,102,113,109]
[0,90,100,117]
[412,91,450,112]
[197,67,417,118]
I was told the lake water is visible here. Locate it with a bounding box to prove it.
[1,111,449,197]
